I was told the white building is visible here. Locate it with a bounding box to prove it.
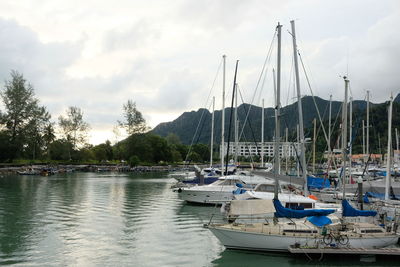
[220,142,301,158]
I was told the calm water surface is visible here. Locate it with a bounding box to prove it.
[0,172,398,266]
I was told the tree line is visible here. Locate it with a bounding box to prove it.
[0,71,211,165]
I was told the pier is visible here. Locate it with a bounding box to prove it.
[288,246,400,260]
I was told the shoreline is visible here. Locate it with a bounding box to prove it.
[0,164,196,175]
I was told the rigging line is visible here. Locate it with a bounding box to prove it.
[237,86,260,154]
[238,30,276,139]
[285,53,295,107]
[256,57,270,106]
[305,99,329,167]
[281,119,304,175]
[183,58,223,164]
[298,51,331,150]
[325,100,342,175]
[240,132,256,165]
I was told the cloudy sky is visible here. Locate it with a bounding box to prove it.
[0,0,399,144]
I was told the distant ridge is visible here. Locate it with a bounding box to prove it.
[395,92,400,103]
[151,93,400,145]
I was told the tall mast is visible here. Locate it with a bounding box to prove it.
[385,95,393,200]
[349,97,353,183]
[328,95,332,153]
[342,77,349,199]
[234,83,238,164]
[274,22,282,199]
[396,128,399,154]
[366,90,370,161]
[313,118,316,174]
[291,20,308,196]
[221,55,226,173]
[362,120,366,156]
[297,124,300,177]
[285,127,289,175]
[261,98,265,167]
[210,96,215,168]
[225,60,239,175]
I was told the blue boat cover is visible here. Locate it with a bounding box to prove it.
[363,194,370,204]
[182,177,218,184]
[307,176,331,190]
[342,199,377,217]
[365,191,400,200]
[273,199,335,218]
[232,188,247,195]
[365,192,385,199]
[307,216,332,227]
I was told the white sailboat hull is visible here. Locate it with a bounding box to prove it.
[208,226,399,252]
[209,226,313,251]
[179,188,234,204]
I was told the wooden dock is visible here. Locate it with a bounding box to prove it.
[289,246,400,256]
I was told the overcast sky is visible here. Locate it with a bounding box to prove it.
[0,0,399,144]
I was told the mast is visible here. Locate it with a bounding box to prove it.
[362,120,366,156]
[328,95,332,153]
[342,77,349,199]
[313,118,316,174]
[285,127,288,174]
[385,94,393,200]
[366,90,370,161]
[261,99,265,167]
[297,124,300,177]
[274,22,282,199]
[234,83,238,164]
[221,55,226,173]
[328,94,332,169]
[225,60,239,175]
[210,96,215,168]
[396,128,399,155]
[290,20,308,196]
[349,97,353,183]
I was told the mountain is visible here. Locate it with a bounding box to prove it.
[395,93,400,103]
[151,93,400,146]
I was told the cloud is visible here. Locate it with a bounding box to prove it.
[0,0,399,145]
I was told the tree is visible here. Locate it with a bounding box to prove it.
[92,140,113,162]
[58,106,90,159]
[192,143,210,162]
[48,139,72,160]
[166,133,181,145]
[0,71,51,160]
[24,106,53,160]
[42,122,56,159]
[118,100,147,135]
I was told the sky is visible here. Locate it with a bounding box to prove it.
[0,0,399,145]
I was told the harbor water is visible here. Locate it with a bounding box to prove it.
[0,172,398,266]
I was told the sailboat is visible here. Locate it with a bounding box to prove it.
[206,21,399,253]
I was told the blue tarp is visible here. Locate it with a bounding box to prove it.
[273,199,335,218]
[363,194,370,204]
[342,199,377,217]
[182,177,218,184]
[307,216,332,227]
[307,176,331,190]
[233,188,247,195]
[233,183,247,195]
[365,192,385,200]
[365,191,400,200]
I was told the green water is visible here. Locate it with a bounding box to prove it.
[0,172,398,266]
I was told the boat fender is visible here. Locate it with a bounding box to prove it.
[309,195,318,200]
[178,188,182,193]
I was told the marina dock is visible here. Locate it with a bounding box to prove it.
[288,246,400,260]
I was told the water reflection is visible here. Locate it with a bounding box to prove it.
[1,172,397,267]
